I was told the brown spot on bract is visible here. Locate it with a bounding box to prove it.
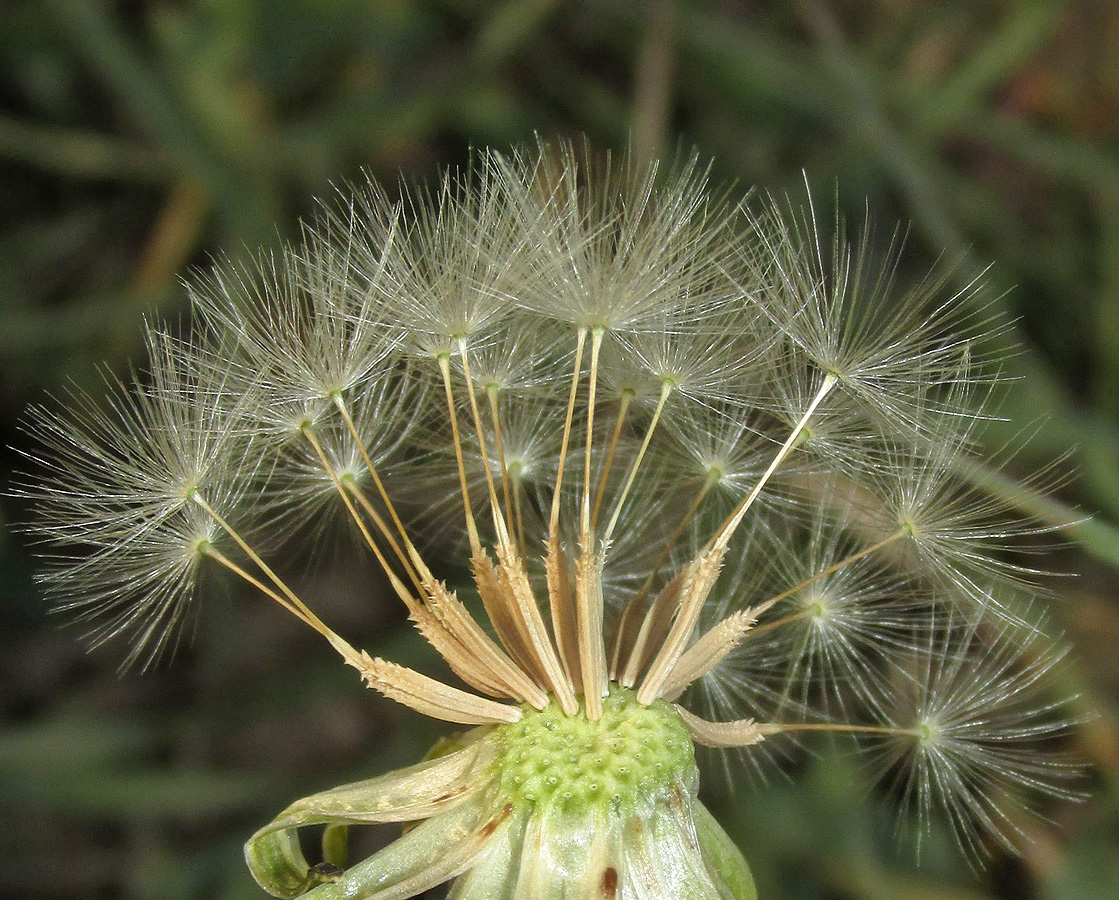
[479,803,513,838]
[601,866,618,898]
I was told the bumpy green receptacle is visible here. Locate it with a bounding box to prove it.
[492,686,697,813]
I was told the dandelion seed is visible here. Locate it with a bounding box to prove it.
[21,142,1080,898]
[19,331,258,669]
[871,613,1080,859]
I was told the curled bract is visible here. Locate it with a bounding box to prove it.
[247,689,757,900]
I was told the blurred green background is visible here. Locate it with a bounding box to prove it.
[1,1,1117,898]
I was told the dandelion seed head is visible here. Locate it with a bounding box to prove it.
[19,140,1082,895]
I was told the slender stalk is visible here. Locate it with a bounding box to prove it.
[438,354,482,554]
[302,426,420,611]
[344,480,423,594]
[631,0,676,161]
[456,338,511,546]
[486,383,517,550]
[760,722,920,738]
[635,546,725,704]
[454,341,572,710]
[302,427,379,552]
[201,545,307,626]
[333,395,415,555]
[591,388,634,532]
[510,465,528,560]
[549,327,588,540]
[749,527,909,622]
[577,327,606,720]
[580,327,606,541]
[602,378,675,545]
[708,373,837,552]
[190,493,357,662]
[742,610,808,641]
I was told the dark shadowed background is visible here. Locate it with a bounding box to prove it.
[1,1,1117,898]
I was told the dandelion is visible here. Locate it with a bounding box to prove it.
[21,141,1079,898]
